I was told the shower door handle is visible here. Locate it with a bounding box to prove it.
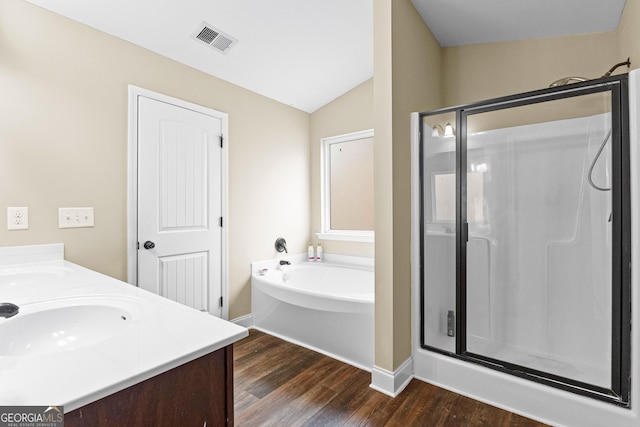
[463,222,469,242]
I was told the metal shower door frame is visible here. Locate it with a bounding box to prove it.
[418,74,631,406]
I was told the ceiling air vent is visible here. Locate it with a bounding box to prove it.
[192,22,237,54]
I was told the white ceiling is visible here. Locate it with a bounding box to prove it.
[24,0,627,113]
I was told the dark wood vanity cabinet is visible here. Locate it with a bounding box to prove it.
[65,345,234,426]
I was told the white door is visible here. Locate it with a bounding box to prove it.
[137,96,223,317]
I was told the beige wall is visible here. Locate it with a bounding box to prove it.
[373,0,441,371]
[0,0,310,320]
[442,32,618,106]
[309,79,374,257]
[373,0,395,372]
[618,0,640,71]
[390,0,442,369]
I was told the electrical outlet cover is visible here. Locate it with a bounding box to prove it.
[7,207,28,230]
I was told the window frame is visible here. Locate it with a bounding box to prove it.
[317,129,375,243]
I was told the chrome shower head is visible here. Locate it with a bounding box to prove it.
[549,58,632,87]
[549,76,588,87]
[601,57,631,77]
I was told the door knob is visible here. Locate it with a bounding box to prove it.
[143,241,155,250]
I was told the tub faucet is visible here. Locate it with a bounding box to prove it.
[279,260,291,266]
[275,237,288,254]
[0,302,19,319]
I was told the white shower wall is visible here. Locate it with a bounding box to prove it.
[466,114,612,387]
[423,114,613,386]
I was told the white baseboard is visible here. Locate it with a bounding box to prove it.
[369,357,413,397]
[231,313,253,328]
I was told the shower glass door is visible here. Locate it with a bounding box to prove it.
[464,92,614,389]
[419,76,630,405]
[420,111,458,354]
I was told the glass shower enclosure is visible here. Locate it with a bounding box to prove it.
[418,75,631,405]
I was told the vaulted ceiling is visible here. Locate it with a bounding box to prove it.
[23,0,627,112]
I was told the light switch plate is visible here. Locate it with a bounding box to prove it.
[7,207,28,230]
[59,207,94,228]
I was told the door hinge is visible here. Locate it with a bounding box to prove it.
[219,134,224,148]
[136,241,139,250]
[219,296,223,307]
[219,217,223,227]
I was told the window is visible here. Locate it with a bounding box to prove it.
[433,171,484,222]
[317,130,374,242]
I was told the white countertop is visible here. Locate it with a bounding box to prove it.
[0,244,247,411]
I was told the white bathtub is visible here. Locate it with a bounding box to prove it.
[251,256,374,370]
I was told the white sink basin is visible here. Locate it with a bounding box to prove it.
[0,265,72,280]
[0,265,74,301]
[0,298,140,357]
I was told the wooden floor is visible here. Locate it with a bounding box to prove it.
[233,330,548,427]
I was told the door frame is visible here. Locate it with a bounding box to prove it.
[127,85,229,320]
